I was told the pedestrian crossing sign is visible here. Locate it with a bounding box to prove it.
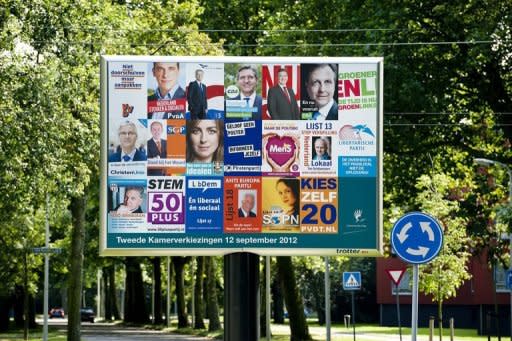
[343,271,362,290]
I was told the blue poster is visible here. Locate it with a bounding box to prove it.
[185,176,223,233]
[224,119,262,175]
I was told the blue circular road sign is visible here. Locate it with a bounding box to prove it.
[391,212,443,264]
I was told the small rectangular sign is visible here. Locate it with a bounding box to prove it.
[32,247,62,254]
[343,271,362,290]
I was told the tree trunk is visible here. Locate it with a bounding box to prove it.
[67,195,86,341]
[271,277,284,323]
[194,256,206,329]
[205,257,221,331]
[276,256,311,341]
[124,257,149,324]
[0,295,9,331]
[103,267,112,321]
[152,257,163,324]
[260,257,268,337]
[107,265,121,320]
[173,257,190,328]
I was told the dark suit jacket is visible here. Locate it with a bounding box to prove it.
[114,204,143,213]
[267,86,300,119]
[148,86,185,102]
[147,139,167,159]
[108,149,147,162]
[238,207,257,218]
[148,87,186,119]
[233,94,262,120]
[325,101,338,120]
[187,81,208,119]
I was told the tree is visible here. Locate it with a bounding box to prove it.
[173,257,191,328]
[415,173,471,338]
[276,257,311,341]
[193,256,206,329]
[205,257,221,331]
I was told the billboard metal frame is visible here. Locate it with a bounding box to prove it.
[100,56,383,257]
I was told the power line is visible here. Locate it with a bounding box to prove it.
[72,27,400,33]
[26,39,503,48]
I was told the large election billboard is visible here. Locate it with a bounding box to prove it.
[100,56,383,256]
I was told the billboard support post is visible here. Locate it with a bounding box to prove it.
[224,252,259,341]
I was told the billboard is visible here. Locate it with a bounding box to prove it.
[100,56,383,256]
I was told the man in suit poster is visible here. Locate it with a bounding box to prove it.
[238,191,257,218]
[108,120,147,162]
[301,63,339,120]
[147,120,167,159]
[187,69,208,119]
[267,68,300,120]
[147,62,186,119]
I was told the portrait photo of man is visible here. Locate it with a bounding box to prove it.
[238,191,257,218]
[234,65,262,120]
[109,120,147,162]
[147,121,167,159]
[302,63,338,120]
[267,68,300,120]
[187,69,208,119]
[148,62,186,119]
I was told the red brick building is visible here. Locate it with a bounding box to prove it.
[376,256,510,334]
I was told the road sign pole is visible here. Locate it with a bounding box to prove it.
[411,264,419,341]
[265,256,271,341]
[396,282,402,341]
[43,193,49,341]
[352,290,356,341]
[325,257,331,341]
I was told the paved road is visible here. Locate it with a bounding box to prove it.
[41,319,213,341]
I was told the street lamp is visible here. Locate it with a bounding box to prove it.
[474,157,512,340]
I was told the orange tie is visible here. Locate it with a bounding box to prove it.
[156,140,161,154]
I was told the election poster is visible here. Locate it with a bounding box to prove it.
[224,176,262,233]
[107,179,147,233]
[185,176,223,233]
[261,64,301,120]
[108,118,148,178]
[262,120,300,177]
[108,61,147,123]
[300,63,339,120]
[185,62,225,120]
[337,63,378,114]
[300,121,338,176]
[262,177,301,233]
[147,61,187,119]
[164,119,186,175]
[101,56,383,257]
[224,120,262,175]
[146,177,185,233]
[300,177,338,233]
[224,64,263,120]
[186,119,224,177]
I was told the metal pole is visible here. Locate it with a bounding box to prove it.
[97,269,101,319]
[396,282,402,341]
[167,256,170,328]
[352,290,356,341]
[508,169,512,341]
[43,193,50,341]
[325,257,331,341]
[224,253,259,341]
[266,256,271,341]
[191,258,195,328]
[151,269,155,324]
[412,264,419,341]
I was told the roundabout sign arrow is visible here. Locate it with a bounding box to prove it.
[391,212,443,265]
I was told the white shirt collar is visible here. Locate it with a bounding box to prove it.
[316,98,334,120]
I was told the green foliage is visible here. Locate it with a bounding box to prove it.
[414,173,471,302]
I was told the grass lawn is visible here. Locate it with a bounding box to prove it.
[0,327,65,341]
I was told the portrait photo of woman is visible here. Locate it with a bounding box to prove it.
[186,119,224,163]
[275,178,300,222]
